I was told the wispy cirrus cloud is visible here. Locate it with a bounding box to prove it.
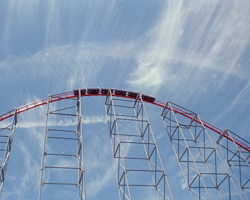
[14,141,41,198]
[128,1,250,98]
[84,134,117,199]
[0,40,137,95]
[17,115,107,129]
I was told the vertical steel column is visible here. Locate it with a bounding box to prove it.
[38,91,86,200]
[105,90,131,200]
[105,90,173,200]
[134,94,174,200]
[38,96,50,200]
[0,109,17,197]
[216,129,250,197]
[161,102,243,200]
[76,90,86,200]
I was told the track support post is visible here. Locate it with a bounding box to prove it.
[216,129,250,196]
[161,102,243,200]
[38,91,86,200]
[105,89,173,200]
[0,109,17,197]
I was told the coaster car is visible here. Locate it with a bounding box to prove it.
[141,94,155,102]
[114,89,127,96]
[88,87,100,95]
[128,91,138,98]
[74,88,86,96]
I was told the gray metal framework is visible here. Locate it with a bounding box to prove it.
[38,91,86,200]
[0,110,17,197]
[0,88,249,199]
[161,102,243,200]
[105,89,173,200]
[216,129,250,196]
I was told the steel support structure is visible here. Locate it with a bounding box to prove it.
[105,90,173,200]
[216,129,250,196]
[0,110,17,197]
[38,91,85,200]
[161,102,243,200]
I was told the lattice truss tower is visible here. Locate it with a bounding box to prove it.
[0,88,249,200]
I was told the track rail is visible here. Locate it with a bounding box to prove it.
[0,89,249,153]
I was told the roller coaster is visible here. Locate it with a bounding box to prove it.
[0,88,249,200]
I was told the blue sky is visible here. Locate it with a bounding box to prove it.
[0,0,250,199]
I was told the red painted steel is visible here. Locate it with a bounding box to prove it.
[0,90,249,153]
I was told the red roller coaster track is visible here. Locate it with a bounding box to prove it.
[0,89,249,153]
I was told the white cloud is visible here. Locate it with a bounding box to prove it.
[17,115,107,129]
[181,178,187,190]
[0,40,137,94]
[4,140,41,199]
[212,80,250,123]
[2,0,39,51]
[84,134,116,198]
[128,1,250,97]
[87,165,115,197]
